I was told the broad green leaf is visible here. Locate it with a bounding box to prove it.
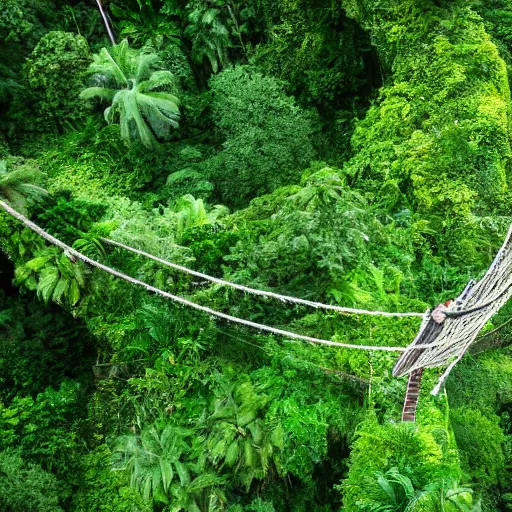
[160,459,173,493]
[25,255,51,271]
[37,266,59,303]
[174,460,190,486]
[243,440,254,469]
[14,265,32,284]
[377,475,397,505]
[52,277,70,304]
[68,280,81,306]
[225,440,239,466]
[271,425,285,449]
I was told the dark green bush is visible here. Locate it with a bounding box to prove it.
[207,66,317,206]
[0,451,63,512]
[24,31,92,131]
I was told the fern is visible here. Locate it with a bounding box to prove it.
[0,159,47,213]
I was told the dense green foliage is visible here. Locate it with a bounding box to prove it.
[207,66,317,205]
[24,31,92,132]
[1,0,512,510]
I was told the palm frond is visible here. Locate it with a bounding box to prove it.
[135,52,161,82]
[137,94,179,136]
[88,46,127,86]
[79,86,117,102]
[124,90,157,148]
[138,70,178,93]
[0,160,47,212]
[16,183,48,201]
[142,92,180,111]
[111,39,134,78]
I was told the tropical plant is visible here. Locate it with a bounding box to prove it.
[207,66,316,206]
[224,166,376,299]
[0,158,47,213]
[113,423,227,510]
[185,0,251,74]
[165,167,214,202]
[0,381,83,477]
[405,479,481,512]
[341,1,511,215]
[14,247,85,306]
[80,39,180,148]
[114,423,193,504]
[24,31,92,131]
[203,378,284,489]
[0,0,33,44]
[367,468,482,512]
[174,194,229,239]
[0,450,63,512]
[109,0,181,47]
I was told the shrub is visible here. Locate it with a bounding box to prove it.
[0,451,63,512]
[207,66,317,206]
[24,31,92,131]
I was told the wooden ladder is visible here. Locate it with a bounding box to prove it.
[402,368,424,422]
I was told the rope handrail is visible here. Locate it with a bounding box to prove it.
[101,237,425,318]
[0,200,407,353]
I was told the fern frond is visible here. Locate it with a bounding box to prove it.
[166,169,205,185]
[135,52,161,82]
[79,86,117,102]
[139,70,177,93]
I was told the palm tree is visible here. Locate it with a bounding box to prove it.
[80,40,180,148]
[0,159,47,213]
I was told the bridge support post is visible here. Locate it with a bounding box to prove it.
[402,368,424,422]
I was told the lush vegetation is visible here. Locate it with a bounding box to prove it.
[1,0,512,510]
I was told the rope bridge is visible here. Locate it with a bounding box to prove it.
[394,224,512,419]
[2,199,512,422]
[101,237,424,318]
[0,200,411,352]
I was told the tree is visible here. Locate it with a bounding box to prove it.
[80,39,180,148]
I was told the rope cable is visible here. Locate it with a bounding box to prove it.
[101,237,425,318]
[446,284,512,318]
[0,200,407,353]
